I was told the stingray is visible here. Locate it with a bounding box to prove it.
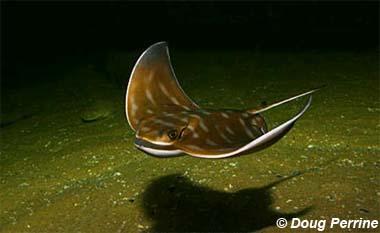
[125,42,320,159]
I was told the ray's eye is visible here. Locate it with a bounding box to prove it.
[167,130,178,140]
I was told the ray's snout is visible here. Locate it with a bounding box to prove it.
[134,137,148,147]
[133,137,183,158]
[134,137,162,149]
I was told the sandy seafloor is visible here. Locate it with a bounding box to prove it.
[1,49,379,232]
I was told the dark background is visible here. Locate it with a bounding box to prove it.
[2,1,379,81]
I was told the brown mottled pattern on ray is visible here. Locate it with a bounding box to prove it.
[176,111,265,156]
[126,42,198,131]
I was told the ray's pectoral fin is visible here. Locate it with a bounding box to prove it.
[188,96,313,159]
[126,42,199,131]
[241,95,313,154]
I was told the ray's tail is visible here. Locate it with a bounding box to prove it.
[247,86,324,115]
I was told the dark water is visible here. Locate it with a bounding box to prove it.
[1,49,379,232]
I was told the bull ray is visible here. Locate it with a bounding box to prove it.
[125,42,320,159]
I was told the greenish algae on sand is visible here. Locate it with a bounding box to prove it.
[1,50,379,232]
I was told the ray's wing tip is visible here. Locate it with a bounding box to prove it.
[305,95,313,109]
[291,94,313,122]
[146,41,169,52]
[136,41,170,65]
[153,41,168,46]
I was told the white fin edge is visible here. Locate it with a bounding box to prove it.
[135,144,183,157]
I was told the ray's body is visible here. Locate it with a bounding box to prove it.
[136,108,267,157]
[126,42,319,159]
